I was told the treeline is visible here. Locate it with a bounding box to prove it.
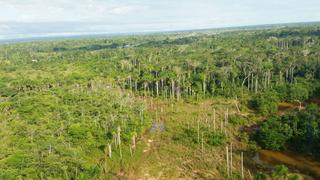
[255,104,320,159]
[111,27,320,99]
[251,80,320,115]
[1,26,320,101]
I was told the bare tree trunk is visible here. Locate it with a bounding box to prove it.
[171,79,175,99]
[242,74,249,90]
[197,118,200,144]
[255,76,258,93]
[129,146,133,156]
[248,169,253,180]
[267,70,271,88]
[213,109,216,133]
[264,72,267,89]
[144,82,147,96]
[291,66,295,83]
[230,144,233,177]
[220,119,223,134]
[247,73,251,91]
[156,81,159,96]
[117,127,122,159]
[129,76,132,91]
[226,146,230,179]
[161,78,164,95]
[203,76,206,96]
[108,144,112,158]
[235,101,241,114]
[201,132,204,153]
[241,152,244,179]
[251,74,254,91]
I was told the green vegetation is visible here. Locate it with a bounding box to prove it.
[272,165,289,178]
[255,104,320,158]
[1,23,320,178]
[0,86,151,179]
[255,172,268,180]
[251,91,280,115]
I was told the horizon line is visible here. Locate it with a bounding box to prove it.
[1,20,320,44]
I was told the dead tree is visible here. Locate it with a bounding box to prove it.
[241,152,244,179]
[226,146,230,179]
[197,118,200,144]
[117,127,122,158]
[108,144,112,158]
[213,108,216,133]
[201,132,204,153]
[230,143,233,177]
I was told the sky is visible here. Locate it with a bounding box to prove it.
[0,0,320,39]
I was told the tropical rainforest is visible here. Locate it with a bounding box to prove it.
[1,23,320,179]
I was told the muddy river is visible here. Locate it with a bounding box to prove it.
[255,97,320,178]
[255,150,320,178]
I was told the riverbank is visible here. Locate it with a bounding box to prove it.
[256,150,320,179]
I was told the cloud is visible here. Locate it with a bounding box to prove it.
[0,0,148,23]
[109,5,148,15]
[0,0,320,40]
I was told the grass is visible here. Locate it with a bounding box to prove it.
[122,97,256,179]
[102,96,312,179]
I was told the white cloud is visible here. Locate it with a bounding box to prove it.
[0,0,320,40]
[109,5,148,15]
[0,0,148,23]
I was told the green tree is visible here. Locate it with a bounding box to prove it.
[255,116,293,150]
[251,91,280,115]
[272,165,289,179]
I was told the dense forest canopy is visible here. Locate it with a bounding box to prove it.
[1,25,320,100]
[1,24,320,179]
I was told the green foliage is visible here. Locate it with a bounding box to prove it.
[231,172,242,180]
[229,115,248,125]
[68,123,90,140]
[272,165,289,178]
[1,25,320,100]
[287,83,310,101]
[255,104,320,157]
[290,104,320,156]
[274,82,315,102]
[288,174,303,180]
[0,87,151,179]
[251,91,280,115]
[1,24,320,178]
[255,172,268,180]
[255,116,293,150]
[174,127,226,147]
[4,152,27,168]
[207,133,226,146]
[274,85,289,101]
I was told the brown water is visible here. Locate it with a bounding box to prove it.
[254,97,320,178]
[277,97,320,114]
[306,97,320,106]
[256,150,320,178]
